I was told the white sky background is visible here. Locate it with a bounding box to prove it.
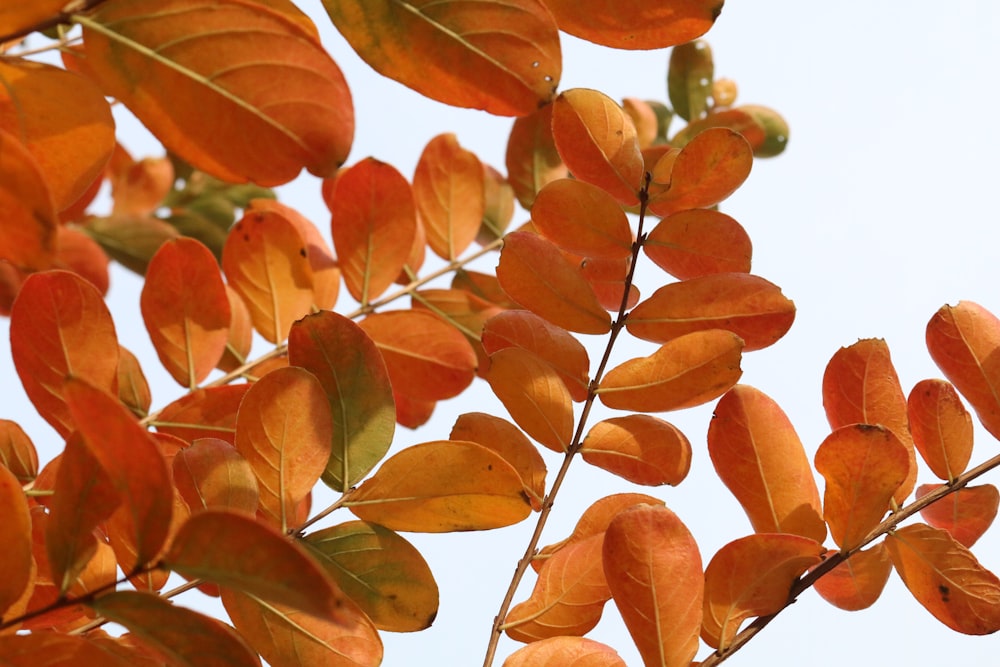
[3,0,1000,665]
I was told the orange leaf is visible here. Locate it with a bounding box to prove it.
[577,255,640,312]
[530,179,633,260]
[81,0,353,185]
[497,231,611,335]
[234,367,332,532]
[822,338,916,503]
[450,412,547,511]
[543,0,721,50]
[481,310,590,402]
[597,329,743,412]
[0,463,31,615]
[153,385,249,445]
[581,415,691,486]
[321,0,560,116]
[603,504,702,667]
[908,379,974,482]
[359,310,477,401]
[413,133,485,260]
[814,424,910,551]
[503,636,626,667]
[505,105,568,208]
[347,440,531,532]
[701,533,824,651]
[90,591,260,667]
[486,347,575,452]
[886,523,1000,635]
[505,534,610,641]
[626,273,794,351]
[141,238,229,388]
[217,286,253,373]
[287,312,396,491]
[672,105,790,158]
[926,301,1000,440]
[165,509,346,619]
[707,385,827,542]
[329,158,416,303]
[0,128,56,269]
[648,127,753,217]
[117,346,152,421]
[551,89,644,206]
[173,438,259,515]
[0,1,68,38]
[814,543,893,611]
[0,633,132,667]
[917,484,999,548]
[222,208,314,344]
[0,419,38,483]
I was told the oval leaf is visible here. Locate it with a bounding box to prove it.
[581,414,691,486]
[814,543,893,611]
[0,463,32,614]
[173,438,259,515]
[153,385,249,445]
[643,208,752,279]
[502,636,626,667]
[917,484,1000,548]
[505,105,568,208]
[668,40,714,121]
[543,0,721,50]
[530,179,633,260]
[413,133,485,260]
[0,128,57,270]
[908,379,974,482]
[0,419,38,483]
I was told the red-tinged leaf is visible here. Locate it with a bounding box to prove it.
[222,588,382,667]
[305,521,439,632]
[141,238,229,388]
[55,225,110,296]
[908,379,974,481]
[64,379,173,571]
[702,534,823,650]
[287,312,395,491]
[672,106,790,158]
[503,636,626,667]
[530,179,633,260]
[648,128,753,217]
[822,338,916,503]
[497,231,611,335]
[551,89,644,206]
[544,0,721,50]
[917,484,1000,548]
[0,463,31,614]
[222,209,314,344]
[81,0,353,185]
[707,385,827,542]
[329,158,416,303]
[347,440,531,532]
[359,310,477,401]
[644,202,750,279]
[0,1,68,38]
[505,105,568,208]
[413,133,485,260]
[627,273,794,351]
[0,128,56,270]
[505,534,610,641]
[578,255,640,312]
[322,0,559,116]
[90,591,260,667]
[886,523,1000,634]
[481,310,590,402]
[598,329,743,412]
[165,509,346,619]
[216,286,254,373]
[814,543,893,611]
[815,424,910,551]
[603,504,702,667]
[153,385,249,445]
[479,163,516,244]
[234,367,332,532]
[0,633,133,667]
[0,419,38,483]
[450,412,547,511]
[25,536,117,631]
[926,301,1000,440]
[173,438,259,515]
[393,393,436,429]
[486,347,574,452]
[581,414,691,486]
[0,58,115,211]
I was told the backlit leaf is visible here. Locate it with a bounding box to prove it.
[82,0,353,185]
[603,504,702,667]
[626,273,794,351]
[702,533,824,650]
[578,255,640,312]
[668,40,714,121]
[173,438,259,515]
[917,484,999,548]
[84,213,180,275]
[322,0,560,116]
[218,286,253,373]
[287,311,395,491]
[887,523,1000,635]
[0,1,67,38]
[0,463,32,614]
[581,415,691,486]
[707,385,827,542]
[543,0,721,50]
[347,440,531,532]
[234,367,332,532]
[502,636,626,667]
[926,301,1000,440]
[551,89,644,206]
[414,133,485,260]
[153,385,249,445]
[505,105,568,208]
[479,163,515,243]
[814,543,893,611]
[0,633,132,667]
[0,419,38,483]
[643,208,752,279]
[497,231,611,335]
[0,128,56,270]
[222,208,314,344]
[815,424,910,551]
[908,379,974,482]
[530,179,633,260]
[598,329,743,412]
[305,521,439,632]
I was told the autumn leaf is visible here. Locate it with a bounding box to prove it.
[908,379,974,482]
[172,438,259,515]
[502,636,626,667]
[814,543,893,611]
[580,415,692,486]
[413,133,485,260]
[0,633,133,667]
[0,128,56,270]
[642,208,752,279]
[505,105,568,208]
[0,419,38,483]
[153,385,249,445]
[916,484,999,548]
[543,0,722,50]
[0,463,32,614]
[530,179,633,260]
[0,1,69,39]
[578,255,640,312]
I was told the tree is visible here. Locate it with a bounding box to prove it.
[1,1,998,666]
